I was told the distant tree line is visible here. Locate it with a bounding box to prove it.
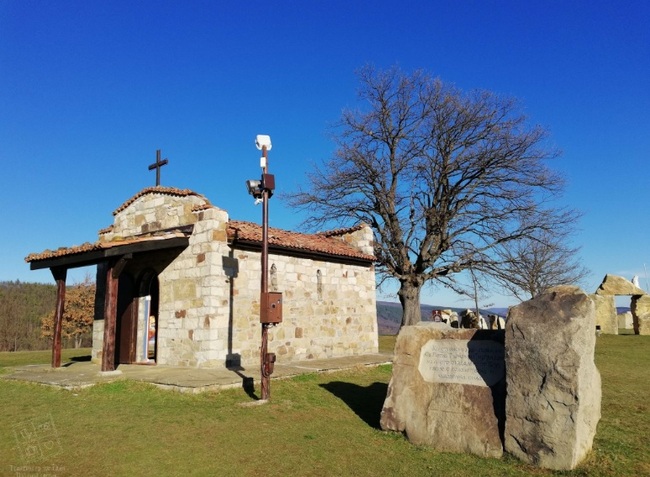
[0,278,94,352]
[0,280,55,351]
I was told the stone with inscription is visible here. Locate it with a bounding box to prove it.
[380,323,505,458]
[505,286,601,470]
[418,339,504,386]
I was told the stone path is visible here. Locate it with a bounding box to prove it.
[1,353,393,394]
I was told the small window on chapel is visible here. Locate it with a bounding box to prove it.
[317,269,323,300]
[270,263,278,291]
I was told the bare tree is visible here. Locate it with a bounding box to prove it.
[487,229,590,301]
[459,265,494,318]
[288,66,571,327]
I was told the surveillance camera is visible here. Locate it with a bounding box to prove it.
[246,179,264,199]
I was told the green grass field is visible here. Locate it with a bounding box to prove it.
[0,334,648,477]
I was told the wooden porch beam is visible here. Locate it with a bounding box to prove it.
[101,260,119,372]
[112,253,132,279]
[50,267,67,368]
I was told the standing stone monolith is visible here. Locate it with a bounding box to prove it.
[631,295,650,335]
[380,323,505,458]
[591,293,618,334]
[504,286,601,470]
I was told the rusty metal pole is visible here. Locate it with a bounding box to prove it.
[260,144,271,401]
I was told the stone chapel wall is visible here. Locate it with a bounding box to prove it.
[230,249,378,366]
[155,209,378,368]
[155,206,232,367]
[100,189,208,241]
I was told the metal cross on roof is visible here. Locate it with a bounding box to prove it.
[148,149,168,186]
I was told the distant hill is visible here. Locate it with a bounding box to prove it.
[376,301,507,335]
[485,307,509,317]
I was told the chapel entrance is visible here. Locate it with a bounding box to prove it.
[116,273,137,364]
[140,270,160,362]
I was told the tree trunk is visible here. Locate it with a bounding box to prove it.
[398,279,423,327]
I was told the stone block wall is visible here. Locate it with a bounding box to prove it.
[330,224,374,257]
[155,209,378,368]
[91,318,104,363]
[231,250,378,366]
[100,190,208,242]
[156,206,232,367]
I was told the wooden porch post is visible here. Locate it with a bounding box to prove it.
[50,267,67,368]
[101,260,119,372]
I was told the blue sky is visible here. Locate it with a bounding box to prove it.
[1,1,648,308]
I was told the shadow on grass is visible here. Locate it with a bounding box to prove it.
[320,381,388,429]
[61,355,92,367]
[229,369,258,400]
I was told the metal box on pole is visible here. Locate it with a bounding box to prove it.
[260,292,283,324]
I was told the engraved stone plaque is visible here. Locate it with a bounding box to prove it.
[418,339,504,386]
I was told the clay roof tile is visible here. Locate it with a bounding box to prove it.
[227,220,374,262]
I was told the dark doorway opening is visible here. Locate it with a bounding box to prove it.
[115,273,136,364]
[139,270,160,362]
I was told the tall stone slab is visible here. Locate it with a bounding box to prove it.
[617,311,633,330]
[505,286,601,470]
[631,295,650,335]
[591,293,618,334]
[380,323,505,458]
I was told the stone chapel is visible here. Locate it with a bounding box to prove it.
[26,186,379,370]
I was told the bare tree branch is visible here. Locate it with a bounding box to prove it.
[486,225,590,301]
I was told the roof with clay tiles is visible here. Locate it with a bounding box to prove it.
[112,186,211,216]
[227,220,374,262]
[317,224,366,237]
[25,229,190,264]
[25,186,374,265]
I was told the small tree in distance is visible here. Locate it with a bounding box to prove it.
[42,274,95,348]
[288,65,577,327]
[488,229,590,302]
